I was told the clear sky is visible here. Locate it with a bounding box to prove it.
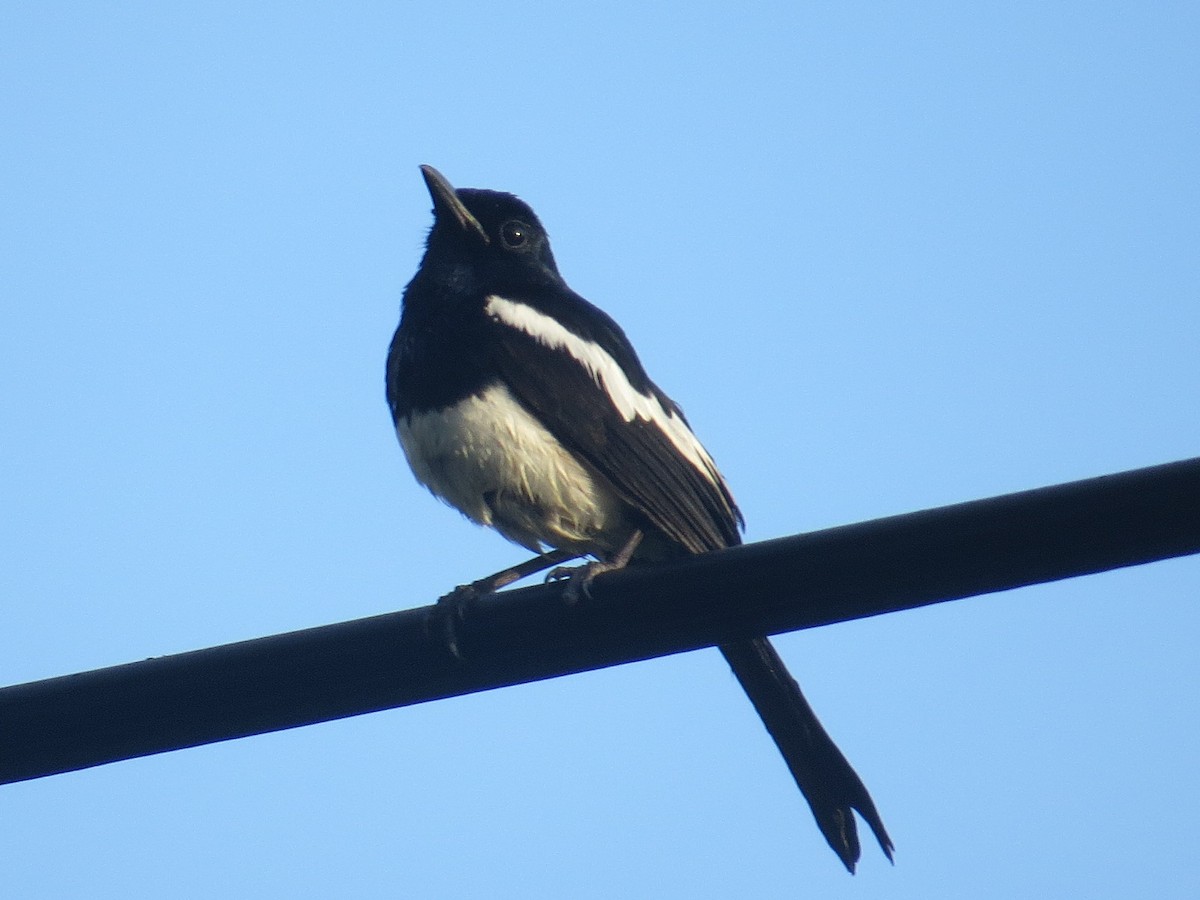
[2,3,1197,897]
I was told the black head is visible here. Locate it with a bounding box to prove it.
[417,165,562,293]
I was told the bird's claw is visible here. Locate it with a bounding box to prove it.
[545,562,611,604]
[426,582,482,660]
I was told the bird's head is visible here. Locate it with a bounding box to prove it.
[417,165,562,293]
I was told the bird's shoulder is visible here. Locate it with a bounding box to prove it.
[484,283,657,398]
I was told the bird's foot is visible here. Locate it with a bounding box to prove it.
[427,550,580,659]
[545,560,612,604]
[427,581,485,661]
[546,529,644,604]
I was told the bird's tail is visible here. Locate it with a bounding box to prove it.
[719,637,894,873]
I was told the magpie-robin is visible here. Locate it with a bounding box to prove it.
[386,165,893,871]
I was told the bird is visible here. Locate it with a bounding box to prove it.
[386,165,893,872]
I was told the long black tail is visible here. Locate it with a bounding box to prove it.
[719,637,894,872]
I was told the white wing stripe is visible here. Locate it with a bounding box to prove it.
[485,294,721,484]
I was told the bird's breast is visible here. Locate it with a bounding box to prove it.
[395,381,630,557]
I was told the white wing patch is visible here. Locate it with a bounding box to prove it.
[484,295,724,487]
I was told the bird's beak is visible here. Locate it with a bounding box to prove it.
[420,165,490,245]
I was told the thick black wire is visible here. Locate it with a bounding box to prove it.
[2,457,1198,786]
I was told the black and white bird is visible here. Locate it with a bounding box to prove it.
[386,165,893,871]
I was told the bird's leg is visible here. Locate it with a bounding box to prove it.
[429,549,578,659]
[547,529,643,604]
[460,549,579,596]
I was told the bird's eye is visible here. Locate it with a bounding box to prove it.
[500,220,530,248]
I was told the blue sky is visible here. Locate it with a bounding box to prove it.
[2,3,1197,897]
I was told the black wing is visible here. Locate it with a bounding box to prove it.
[486,298,742,556]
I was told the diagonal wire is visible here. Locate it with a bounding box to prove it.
[2,457,1198,786]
